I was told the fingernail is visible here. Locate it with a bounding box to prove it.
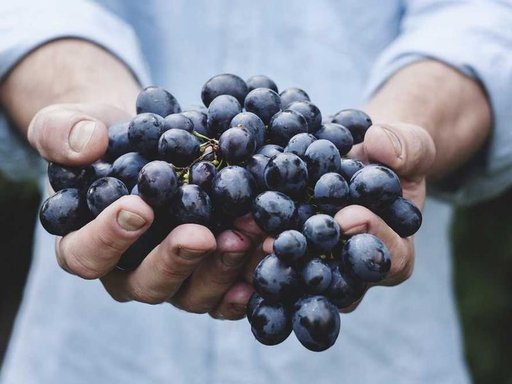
[344,224,367,236]
[178,248,207,260]
[69,120,96,153]
[220,252,246,267]
[117,210,146,231]
[380,126,402,158]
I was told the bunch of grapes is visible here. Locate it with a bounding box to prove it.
[39,73,422,351]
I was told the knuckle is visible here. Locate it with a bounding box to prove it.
[208,267,238,287]
[155,254,188,282]
[129,285,167,305]
[66,253,104,280]
[173,298,210,314]
[96,231,128,256]
[387,249,415,286]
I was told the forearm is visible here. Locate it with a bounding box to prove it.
[365,60,492,179]
[0,39,140,135]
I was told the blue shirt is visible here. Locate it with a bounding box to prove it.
[0,1,511,383]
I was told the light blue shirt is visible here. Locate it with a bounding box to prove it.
[0,1,511,383]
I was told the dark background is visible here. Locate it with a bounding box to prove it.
[0,174,511,383]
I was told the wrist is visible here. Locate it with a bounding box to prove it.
[363,60,491,178]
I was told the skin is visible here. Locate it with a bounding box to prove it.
[0,40,491,318]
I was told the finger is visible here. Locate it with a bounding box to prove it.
[27,103,130,165]
[233,213,267,243]
[335,205,414,286]
[262,236,274,254]
[101,224,216,304]
[56,195,153,279]
[358,123,436,181]
[171,230,252,313]
[209,281,254,320]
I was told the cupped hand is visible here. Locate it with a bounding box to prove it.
[30,103,257,320]
[233,122,436,314]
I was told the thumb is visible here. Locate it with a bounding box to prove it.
[27,103,131,165]
[361,123,436,181]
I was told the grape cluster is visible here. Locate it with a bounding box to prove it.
[39,73,422,351]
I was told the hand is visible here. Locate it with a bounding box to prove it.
[30,103,257,320]
[336,122,435,291]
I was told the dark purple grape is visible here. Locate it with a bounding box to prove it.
[181,110,212,138]
[211,166,255,217]
[91,160,112,180]
[47,162,94,192]
[326,262,366,309]
[314,123,353,156]
[292,295,340,352]
[349,165,402,211]
[245,154,270,191]
[247,292,264,322]
[313,173,349,215]
[137,161,178,207]
[201,73,248,107]
[253,254,299,303]
[246,75,278,93]
[170,184,213,226]
[106,122,132,161]
[279,87,310,109]
[86,177,129,217]
[244,88,282,125]
[250,300,292,346]
[230,111,266,148]
[264,153,308,198]
[284,133,317,159]
[339,158,364,181]
[269,110,308,146]
[207,95,242,136]
[303,214,340,253]
[219,127,256,164]
[39,188,90,236]
[378,197,422,237]
[162,113,194,133]
[111,152,149,189]
[342,233,391,283]
[131,185,139,195]
[273,230,308,265]
[158,129,201,167]
[257,144,284,158]
[332,109,372,144]
[304,139,342,183]
[252,191,296,234]
[189,161,217,192]
[287,101,322,134]
[136,86,180,117]
[295,201,316,228]
[301,258,332,294]
[128,113,164,157]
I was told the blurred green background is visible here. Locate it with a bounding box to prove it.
[0,173,511,383]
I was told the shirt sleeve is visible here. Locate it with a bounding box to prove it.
[365,0,512,206]
[0,0,151,181]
